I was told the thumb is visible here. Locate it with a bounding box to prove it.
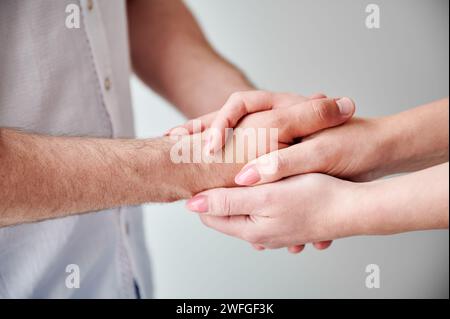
[280,97,355,141]
[186,187,261,216]
[235,141,320,186]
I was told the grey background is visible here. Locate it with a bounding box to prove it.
[130,0,449,298]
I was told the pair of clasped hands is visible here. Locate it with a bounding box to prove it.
[166,90,447,254]
[167,90,371,254]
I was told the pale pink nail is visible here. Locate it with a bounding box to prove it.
[336,97,354,116]
[186,195,208,213]
[235,166,261,185]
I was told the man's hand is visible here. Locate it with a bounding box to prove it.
[173,91,356,252]
[0,94,348,227]
[167,91,355,149]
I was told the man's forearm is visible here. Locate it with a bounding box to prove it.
[0,129,237,227]
[127,0,253,117]
[375,98,449,177]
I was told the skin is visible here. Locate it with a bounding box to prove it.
[186,94,449,252]
[127,0,252,118]
[0,0,252,227]
[236,98,449,184]
[0,96,352,227]
[190,163,449,249]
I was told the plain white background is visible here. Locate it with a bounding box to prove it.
[130,0,449,298]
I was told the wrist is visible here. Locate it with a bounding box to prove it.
[372,116,407,177]
[161,135,242,199]
[368,109,446,178]
[353,117,403,181]
[332,180,374,238]
[345,178,398,236]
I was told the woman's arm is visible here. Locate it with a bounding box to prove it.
[373,98,449,178]
[187,163,449,249]
[359,162,449,235]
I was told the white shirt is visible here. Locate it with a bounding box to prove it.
[0,0,153,298]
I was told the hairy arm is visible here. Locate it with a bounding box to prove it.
[127,0,253,117]
[0,128,238,227]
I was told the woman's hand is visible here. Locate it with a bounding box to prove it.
[234,98,449,186]
[186,163,449,251]
[186,173,363,249]
[234,117,385,186]
[169,91,356,252]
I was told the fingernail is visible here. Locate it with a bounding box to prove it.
[186,195,208,213]
[336,97,354,116]
[235,166,261,185]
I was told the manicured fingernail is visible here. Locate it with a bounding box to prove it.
[235,166,261,185]
[336,97,354,116]
[186,195,208,213]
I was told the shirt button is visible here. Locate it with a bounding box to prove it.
[87,0,94,11]
[104,77,111,91]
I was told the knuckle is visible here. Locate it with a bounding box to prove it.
[258,90,273,101]
[309,140,332,169]
[275,151,290,176]
[217,191,232,216]
[311,100,334,124]
[269,111,285,129]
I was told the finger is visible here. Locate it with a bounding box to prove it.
[235,141,321,185]
[279,97,355,142]
[288,245,305,254]
[167,112,217,136]
[313,240,333,250]
[199,215,255,241]
[206,91,277,154]
[186,186,263,216]
[309,93,327,99]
